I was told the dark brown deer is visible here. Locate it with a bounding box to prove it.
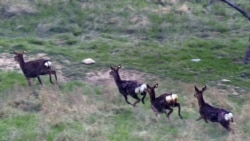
[109,65,147,107]
[146,83,183,120]
[13,50,57,86]
[194,86,234,133]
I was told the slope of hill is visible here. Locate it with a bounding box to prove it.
[0,0,249,140]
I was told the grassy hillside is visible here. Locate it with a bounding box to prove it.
[0,0,250,140]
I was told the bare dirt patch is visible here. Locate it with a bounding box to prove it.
[84,68,158,86]
[0,53,19,72]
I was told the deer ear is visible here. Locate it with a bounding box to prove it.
[118,64,121,69]
[154,83,158,88]
[194,86,199,92]
[202,85,206,92]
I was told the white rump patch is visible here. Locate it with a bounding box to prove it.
[224,113,233,121]
[172,94,178,100]
[44,61,52,68]
[135,83,147,94]
[165,95,172,103]
[165,93,178,103]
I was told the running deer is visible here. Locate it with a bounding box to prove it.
[110,65,147,107]
[194,86,234,133]
[146,83,183,120]
[13,50,57,86]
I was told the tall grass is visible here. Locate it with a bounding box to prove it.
[0,81,250,141]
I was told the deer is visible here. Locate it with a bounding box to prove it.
[194,86,234,133]
[146,83,183,120]
[109,65,147,107]
[13,50,57,86]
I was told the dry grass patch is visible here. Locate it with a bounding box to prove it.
[38,86,98,126]
[0,53,20,72]
[0,85,40,118]
[0,79,249,140]
[149,1,191,15]
[0,0,38,17]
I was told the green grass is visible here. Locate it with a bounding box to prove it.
[0,0,250,140]
[0,114,37,141]
[0,72,26,94]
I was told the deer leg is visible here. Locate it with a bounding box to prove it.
[151,105,160,122]
[220,121,234,133]
[51,70,58,83]
[47,70,54,84]
[196,115,208,123]
[37,76,42,85]
[140,92,146,104]
[151,105,159,117]
[47,70,57,84]
[27,78,31,86]
[203,117,209,123]
[48,73,54,84]
[166,108,173,119]
[174,103,183,119]
[131,94,140,107]
[123,95,134,106]
[196,116,203,121]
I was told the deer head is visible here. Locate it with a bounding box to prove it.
[146,83,158,93]
[194,85,207,108]
[194,85,206,98]
[12,50,26,63]
[109,65,121,77]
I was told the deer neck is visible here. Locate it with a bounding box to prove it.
[197,95,206,108]
[148,91,156,102]
[17,57,26,71]
[112,72,122,86]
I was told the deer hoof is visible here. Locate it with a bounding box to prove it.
[133,104,137,107]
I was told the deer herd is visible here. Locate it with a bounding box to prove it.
[12,51,234,133]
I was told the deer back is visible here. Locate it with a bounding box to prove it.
[22,59,52,77]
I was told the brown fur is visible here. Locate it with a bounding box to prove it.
[194,86,234,133]
[109,65,147,107]
[13,50,57,86]
[146,83,183,120]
